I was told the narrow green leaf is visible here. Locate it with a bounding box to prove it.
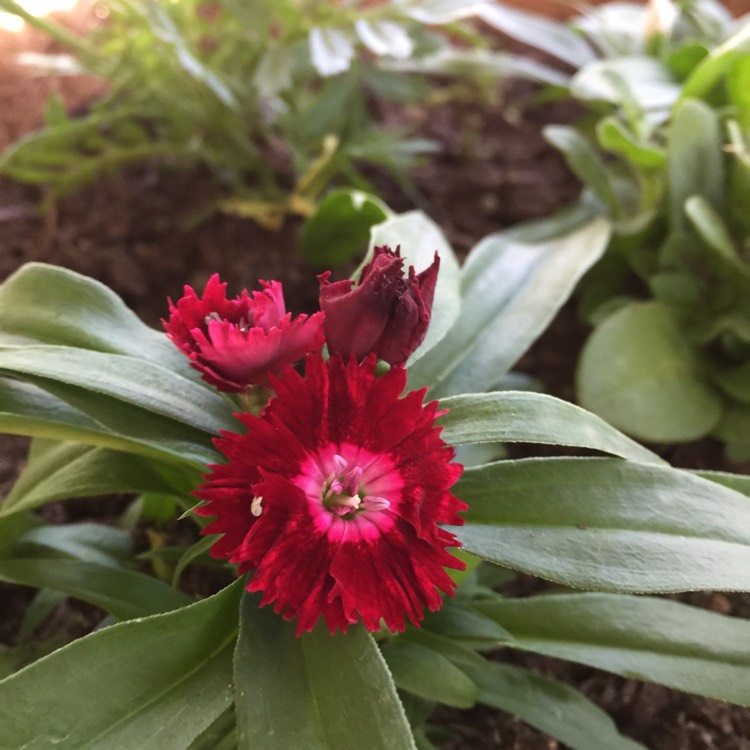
[685,195,750,276]
[668,98,724,231]
[680,21,750,100]
[453,456,750,593]
[172,534,219,587]
[1,442,181,518]
[0,345,234,435]
[597,117,666,169]
[0,558,191,619]
[410,209,611,396]
[478,592,750,706]
[478,4,595,67]
[381,640,478,708]
[438,391,664,464]
[0,263,183,367]
[369,211,461,366]
[545,126,618,210]
[467,661,646,750]
[0,376,218,469]
[0,581,242,749]
[234,592,416,750]
[16,523,133,567]
[577,302,722,442]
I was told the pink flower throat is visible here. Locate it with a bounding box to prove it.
[322,454,390,517]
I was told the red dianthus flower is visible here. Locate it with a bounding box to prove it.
[195,352,466,635]
[163,274,324,392]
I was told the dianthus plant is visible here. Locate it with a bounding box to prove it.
[2,209,750,749]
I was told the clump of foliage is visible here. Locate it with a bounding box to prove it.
[0,0,489,226]
[483,0,750,456]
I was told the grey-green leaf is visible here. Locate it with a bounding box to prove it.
[438,390,663,464]
[453,456,750,593]
[410,209,611,396]
[478,592,750,706]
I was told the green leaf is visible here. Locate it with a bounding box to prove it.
[596,117,666,169]
[453,456,750,593]
[478,591,750,706]
[0,345,234,436]
[668,98,724,231]
[544,126,618,210]
[381,640,478,708]
[0,558,191,619]
[467,661,646,750]
[680,21,750,100]
[685,195,750,276]
[234,592,416,750]
[15,523,133,567]
[300,189,390,268]
[438,391,663,464]
[570,57,679,117]
[387,49,569,87]
[369,210,461,366]
[0,377,217,468]
[421,600,511,646]
[0,263,183,367]
[714,361,750,403]
[0,581,242,749]
[1,442,182,518]
[478,4,595,67]
[410,209,611,396]
[577,302,722,442]
[172,534,218,587]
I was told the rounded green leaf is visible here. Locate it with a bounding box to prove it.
[300,189,390,268]
[577,302,722,442]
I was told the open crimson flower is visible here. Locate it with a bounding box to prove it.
[318,245,439,365]
[163,274,324,392]
[195,352,466,635]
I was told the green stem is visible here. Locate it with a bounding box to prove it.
[0,0,93,59]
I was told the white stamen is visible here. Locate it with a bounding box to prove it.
[204,312,222,325]
[250,496,264,517]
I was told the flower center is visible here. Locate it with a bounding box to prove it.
[321,454,390,517]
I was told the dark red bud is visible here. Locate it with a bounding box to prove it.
[318,245,440,365]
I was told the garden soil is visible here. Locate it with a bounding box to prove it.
[1,3,750,749]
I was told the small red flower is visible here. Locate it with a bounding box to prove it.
[163,274,324,392]
[195,353,466,635]
[318,245,439,366]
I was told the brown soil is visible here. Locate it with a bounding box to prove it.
[1,3,750,750]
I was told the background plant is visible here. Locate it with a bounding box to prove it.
[0,0,544,229]
[2,206,750,748]
[448,0,750,456]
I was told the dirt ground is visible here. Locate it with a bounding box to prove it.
[1,3,750,749]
